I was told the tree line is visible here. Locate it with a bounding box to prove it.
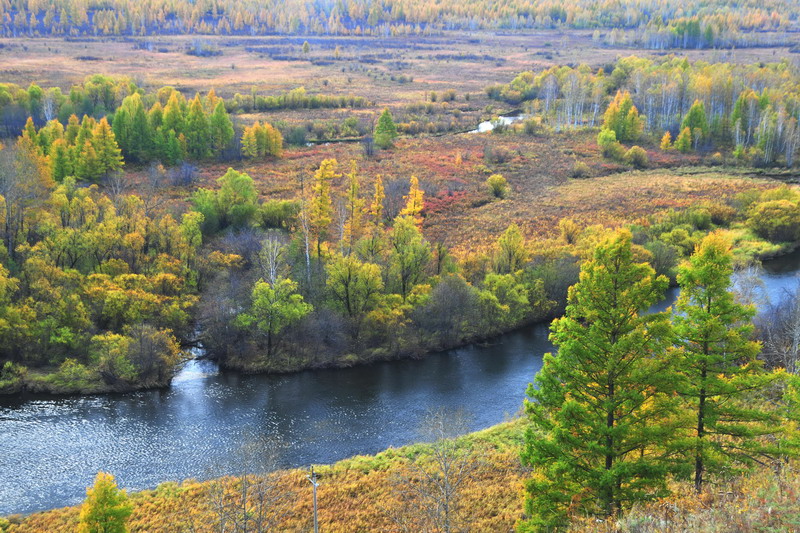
[0,0,795,37]
[488,56,800,167]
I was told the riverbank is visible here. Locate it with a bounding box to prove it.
[5,418,799,532]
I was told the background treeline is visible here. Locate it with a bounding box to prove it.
[0,0,796,38]
[1,76,291,168]
[487,56,800,167]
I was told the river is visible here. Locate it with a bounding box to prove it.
[1,251,799,515]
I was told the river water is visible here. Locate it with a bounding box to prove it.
[1,251,799,515]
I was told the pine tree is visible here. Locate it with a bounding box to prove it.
[673,233,791,493]
[76,140,101,182]
[78,472,132,533]
[50,138,72,182]
[681,100,709,148]
[162,92,185,135]
[92,117,123,177]
[208,100,234,157]
[521,230,677,530]
[342,161,365,253]
[185,94,211,159]
[374,108,398,148]
[675,126,693,153]
[65,114,81,145]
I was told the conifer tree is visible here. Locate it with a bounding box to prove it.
[602,90,643,142]
[92,117,123,177]
[681,100,709,148]
[50,138,72,182]
[162,92,185,135]
[374,108,398,148]
[241,125,259,158]
[521,230,677,530]
[342,161,365,253]
[398,175,424,226]
[660,130,672,150]
[78,472,132,533]
[675,127,693,153]
[185,94,211,159]
[208,100,234,156]
[309,159,339,257]
[673,233,792,493]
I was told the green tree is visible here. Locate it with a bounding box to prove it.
[78,472,132,533]
[493,223,528,274]
[216,168,258,229]
[185,94,211,159]
[520,230,676,530]
[602,90,643,142]
[237,278,312,358]
[681,100,709,149]
[388,215,431,301]
[674,127,692,153]
[374,108,398,148]
[208,100,234,157]
[326,252,383,337]
[92,117,124,177]
[673,233,790,493]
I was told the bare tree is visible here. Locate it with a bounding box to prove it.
[386,408,480,533]
[757,283,800,374]
[257,231,287,287]
[0,142,49,260]
[206,434,294,533]
[104,170,129,209]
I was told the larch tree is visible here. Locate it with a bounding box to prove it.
[208,100,234,157]
[185,94,210,159]
[92,117,123,178]
[520,230,678,531]
[398,175,424,226]
[78,472,132,533]
[374,108,398,148]
[309,158,339,258]
[389,214,431,301]
[673,233,792,493]
[602,90,644,142]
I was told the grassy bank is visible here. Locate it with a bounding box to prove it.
[4,418,799,532]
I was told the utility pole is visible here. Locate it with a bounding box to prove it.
[307,466,319,533]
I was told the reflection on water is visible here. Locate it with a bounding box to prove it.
[0,326,549,514]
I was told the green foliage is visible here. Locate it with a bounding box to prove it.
[216,168,259,229]
[674,126,692,153]
[78,472,132,533]
[624,145,649,168]
[747,199,800,242]
[521,230,676,530]
[602,90,643,142]
[257,200,300,229]
[485,173,510,198]
[388,215,431,300]
[237,278,312,357]
[673,234,792,492]
[597,128,624,160]
[374,108,398,149]
[681,100,709,147]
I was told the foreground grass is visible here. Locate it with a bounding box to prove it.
[5,418,800,532]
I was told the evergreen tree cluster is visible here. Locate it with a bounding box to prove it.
[521,230,798,531]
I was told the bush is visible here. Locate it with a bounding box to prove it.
[258,199,300,229]
[624,146,649,168]
[483,145,513,164]
[597,128,624,160]
[748,200,800,242]
[571,161,591,179]
[486,174,510,199]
